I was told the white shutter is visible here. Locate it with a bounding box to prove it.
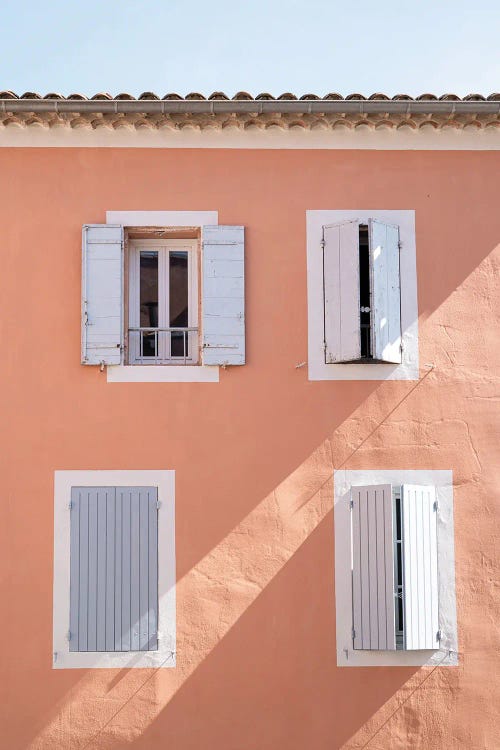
[81,224,124,365]
[323,221,361,363]
[351,485,396,650]
[401,485,439,650]
[369,219,402,364]
[202,225,245,365]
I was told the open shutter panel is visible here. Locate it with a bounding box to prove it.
[69,486,158,652]
[202,225,245,365]
[81,224,124,365]
[368,219,402,364]
[323,221,361,363]
[351,485,396,650]
[401,485,439,650]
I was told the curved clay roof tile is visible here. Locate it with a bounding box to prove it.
[67,93,88,100]
[208,92,230,100]
[162,93,183,100]
[486,93,500,100]
[369,93,390,100]
[91,93,113,100]
[115,93,136,100]
[463,93,486,101]
[185,92,207,100]
[233,91,254,100]
[392,94,414,100]
[439,94,461,101]
[416,93,438,100]
[323,93,344,100]
[345,93,366,100]
[43,93,64,99]
[277,92,298,100]
[299,93,320,100]
[138,92,160,100]
[0,90,18,99]
[255,93,276,100]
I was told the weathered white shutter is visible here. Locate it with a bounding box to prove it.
[202,225,245,365]
[351,485,396,650]
[69,486,158,652]
[368,219,402,364]
[323,221,361,363]
[401,485,439,650]
[81,224,124,365]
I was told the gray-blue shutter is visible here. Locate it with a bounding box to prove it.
[69,486,158,652]
[202,225,245,365]
[81,224,124,365]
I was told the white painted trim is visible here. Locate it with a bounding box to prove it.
[106,211,218,227]
[334,469,457,667]
[53,470,176,669]
[307,210,419,380]
[106,364,219,382]
[1,126,499,150]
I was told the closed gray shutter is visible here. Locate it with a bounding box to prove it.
[401,485,439,650]
[323,221,361,363]
[202,225,245,365]
[368,219,402,364]
[81,224,124,365]
[69,486,158,652]
[351,485,396,650]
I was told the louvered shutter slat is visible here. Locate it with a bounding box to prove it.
[202,225,245,365]
[351,485,396,650]
[81,224,124,365]
[369,219,402,364]
[401,485,439,650]
[323,221,361,363]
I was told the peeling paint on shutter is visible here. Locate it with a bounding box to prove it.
[369,219,402,364]
[69,487,158,652]
[401,485,439,650]
[323,221,361,363]
[351,485,396,650]
[202,225,245,365]
[81,224,124,365]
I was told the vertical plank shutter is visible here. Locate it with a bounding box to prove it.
[401,485,439,650]
[70,486,158,652]
[81,224,124,365]
[323,221,361,363]
[202,225,245,365]
[368,219,402,364]
[351,485,396,650]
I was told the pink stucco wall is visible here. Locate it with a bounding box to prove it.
[1,146,499,749]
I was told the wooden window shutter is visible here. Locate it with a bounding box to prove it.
[368,219,402,364]
[81,224,124,366]
[201,225,245,365]
[69,487,158,652]
[323,221,361,363]
[351,485,396,650]
[401,485,439,650]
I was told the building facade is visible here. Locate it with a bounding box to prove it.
[1,91,499,749]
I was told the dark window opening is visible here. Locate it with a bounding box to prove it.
[169,251,189,358]
[359,224,372,358]
[394,493,404,649]
[140,251,159,358]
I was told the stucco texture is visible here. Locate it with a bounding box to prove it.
[0,147,499,749]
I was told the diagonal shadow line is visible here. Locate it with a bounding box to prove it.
[80,366,435,750]
[354,649,455,749]
[295,364,435,514]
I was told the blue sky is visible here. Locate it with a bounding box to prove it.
[2,0,499,97]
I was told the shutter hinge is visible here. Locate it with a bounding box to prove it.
[349,499,354,510]
[68,500,73,510]
[398,241,403,250]
[156,500,162,510]
[351,627,356,640]
[66,630,72,642]
[433,499,439,512]
[400,340,404,353]
[320,238,325,249]
[437,629,442,642]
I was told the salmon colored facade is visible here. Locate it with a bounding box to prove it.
[1,101,500,749]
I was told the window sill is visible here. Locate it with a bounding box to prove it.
[106,364,220,383]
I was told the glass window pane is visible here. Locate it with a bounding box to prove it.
[170,251,188,357]
[140,251,158,358]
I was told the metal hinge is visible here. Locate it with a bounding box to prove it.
[400,340,404,353]
[349,498,354,510]
[320,238,325,249]
[66,630,72,642]
[437,629,442,642]
[68,500,73,510]
[433,499,439,512]
[156,500,162,510]
[398,241,403,250]
[351,627,356,640]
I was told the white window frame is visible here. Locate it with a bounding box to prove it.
[53,470,176,669]
[128,239,199,365]
[105,211,220,383]
[334,469,458,667]
[306,210,419,380]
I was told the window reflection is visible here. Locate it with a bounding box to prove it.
[140,251,158,358]
[169,251,188,357]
